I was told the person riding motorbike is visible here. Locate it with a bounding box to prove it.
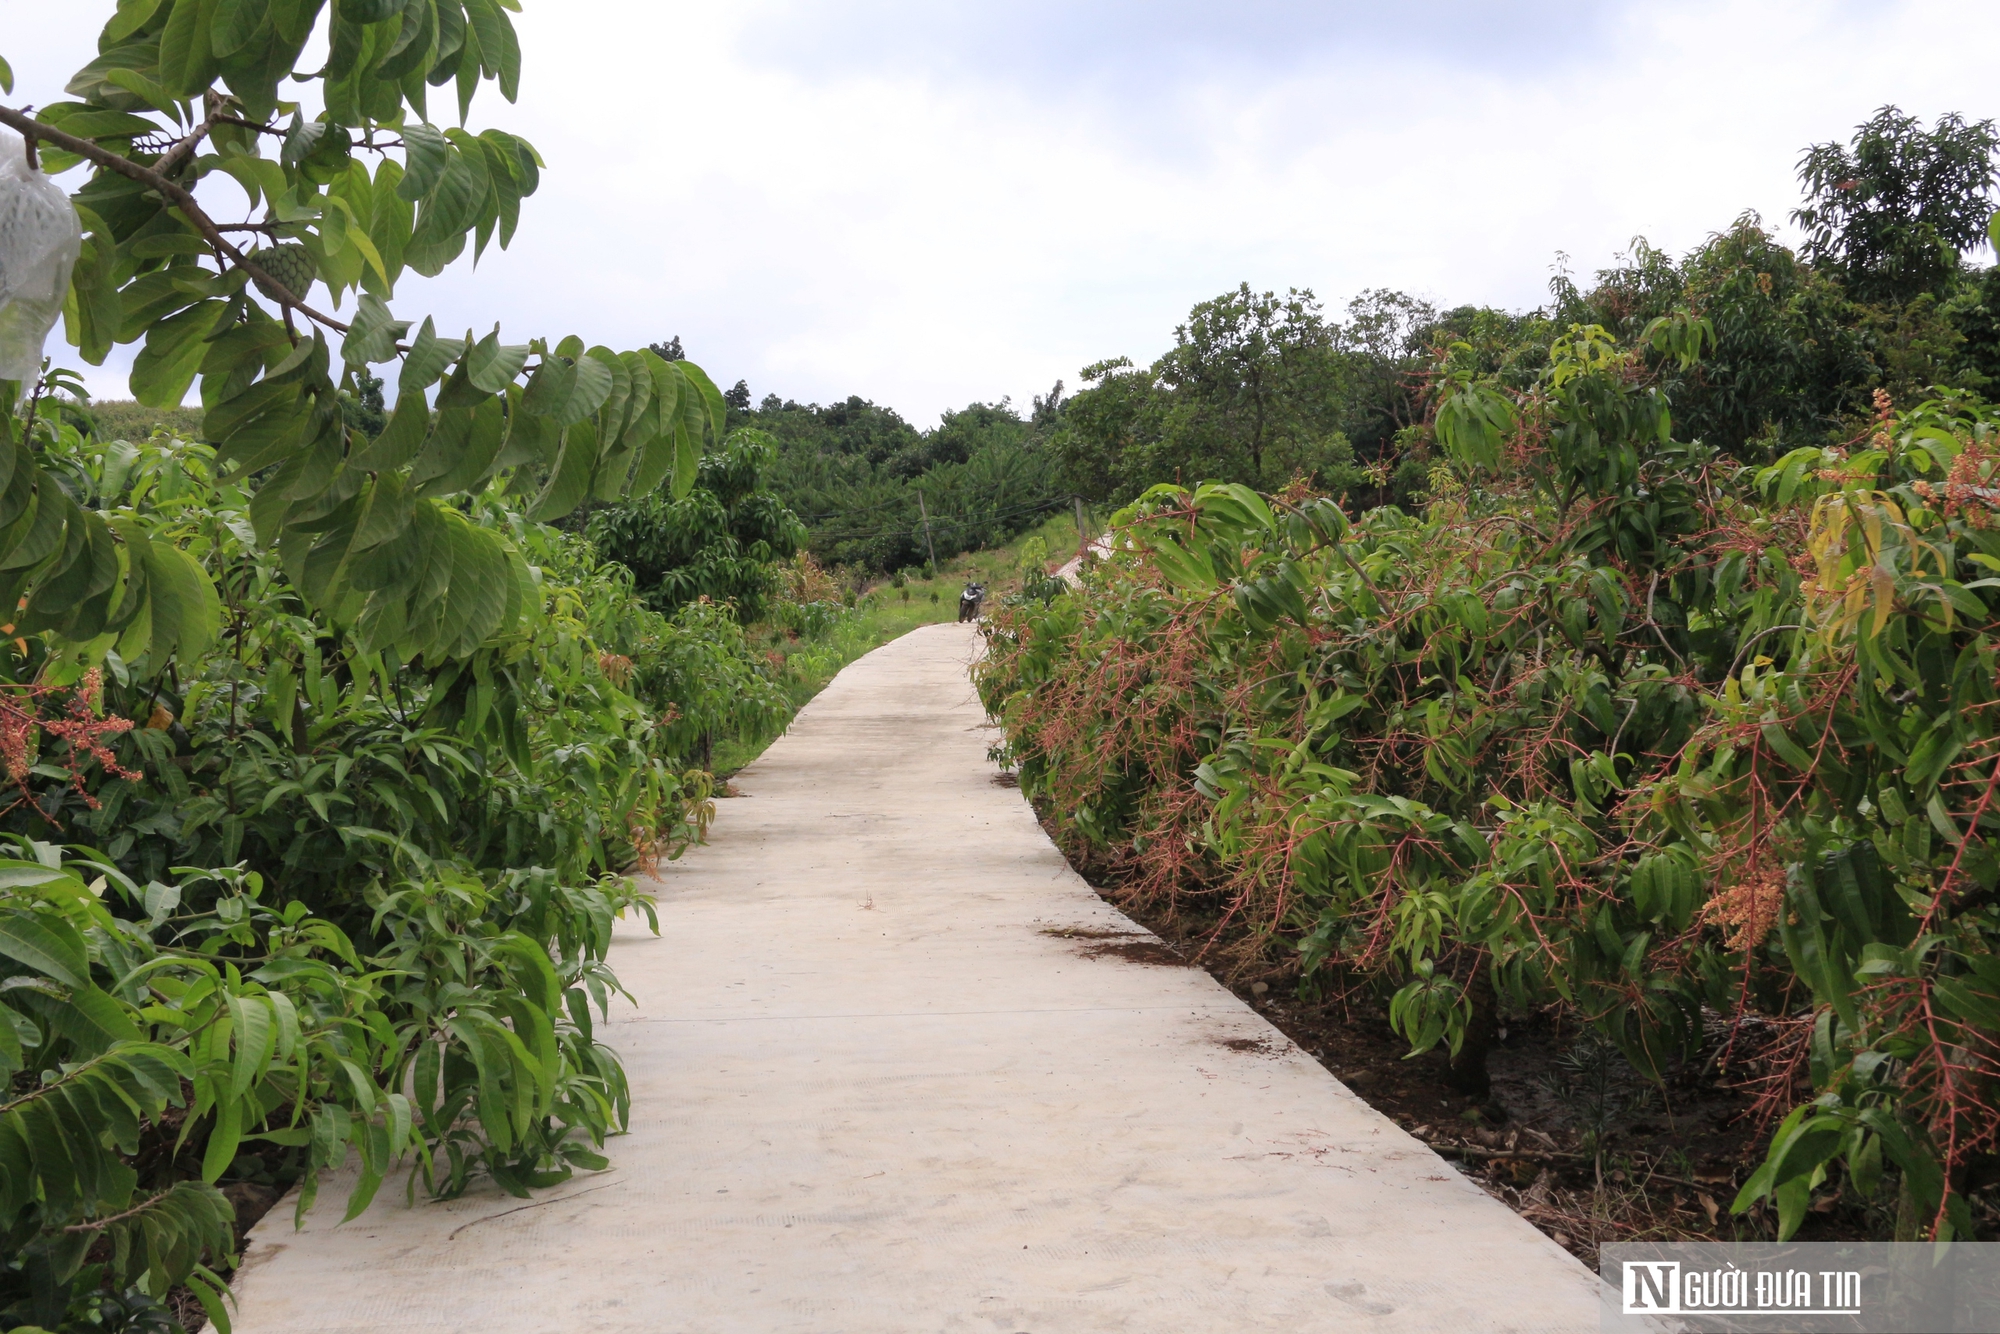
[957,582,985,622]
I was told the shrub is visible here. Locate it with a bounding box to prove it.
[980,316,2000,1242]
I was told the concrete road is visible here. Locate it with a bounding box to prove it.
[231,622,1602,1333]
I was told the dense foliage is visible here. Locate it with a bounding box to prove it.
[583,428,806,622]
[737,390,1069,573]
[0,411,794,1330]
[1794,107,2000,306]
[0,4,801,1328]
[980,313,2000,1243]
[1051,285,1406,506]
[981,111,2000,1246]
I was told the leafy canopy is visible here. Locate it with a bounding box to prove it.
[0,0,722,677]
[1794,106,1999,305]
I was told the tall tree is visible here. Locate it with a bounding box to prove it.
[1793,106,1999,304]
[1154,284,1341,483]
[1051,285,1370,503]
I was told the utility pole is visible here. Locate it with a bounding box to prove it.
[917,490,938,573]
[1074,496,1090,564]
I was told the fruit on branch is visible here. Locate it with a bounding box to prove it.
[251,242,317,302]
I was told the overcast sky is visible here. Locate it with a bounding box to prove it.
[5,1,1998,425]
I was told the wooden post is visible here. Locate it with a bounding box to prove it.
[1074,496,1090,563]
[917,490,938,572]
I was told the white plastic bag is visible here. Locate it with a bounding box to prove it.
[0,124,82,382]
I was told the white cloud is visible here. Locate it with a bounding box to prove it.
[4,1,1997,422]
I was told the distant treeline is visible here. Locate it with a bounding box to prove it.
[1043,248,2000,513]
[718,386,1070,574]
[722,115,2000,578]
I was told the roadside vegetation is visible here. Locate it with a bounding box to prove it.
[0,5,810,1330]
[979,108,2000,1255]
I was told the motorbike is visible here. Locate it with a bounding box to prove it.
[957,583,986,622]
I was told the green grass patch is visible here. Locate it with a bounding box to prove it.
[711,511,1086,775]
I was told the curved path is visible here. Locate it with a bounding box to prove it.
[232,622,1601,1333]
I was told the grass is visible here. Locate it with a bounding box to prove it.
[711,511,1087,776]
[81,399,205,440]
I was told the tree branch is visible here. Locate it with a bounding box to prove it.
[213,114,285,139]
[63,1187,180,1233]
[0,103,351,335]
[154,103,222,180]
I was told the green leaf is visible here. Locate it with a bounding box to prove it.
[42,107,163,140]
[210,0,263,57]
[529,420,595,521]
[129,232,212,259]
[92,63,182,118]
[140,537,223,663]
[1436,383,1515,470]
[409,140,486,250]
[0,1009,19,1079]
[107,0,168,43]
[1933,974,2000,1030]
[159,0,222,99]
[417,394,506,497]
[448,533,514,655]
[378,0,438,80]
[0,907,91,987]
[341,293,409,367]
[350,472,415,550]
[352,391,433,472]
[624,357,683,497]
[454,15,482,121]
[342,1160,384,1222]
[587,347,631,440]
[186,1266,234,1334]
[226,993,273,1100]
[556,352,613,426]
[54,986,144,1051]
[0,54,11,95]
[201,1093,242,1183]
[1774,1174,1810,1240]
[492,3,520,100]
[338,0,403,20]
[520,355,577,419]
[465,324,530,393]
[670,421,698,501]
[130,300,224,408]
[1759,721,1816,772]
[398,317,462,391]
[408,404,472,487]
[396,121,450,202]
[212,154,287,212]
[674,358,728,446]
[69,231,124,366]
